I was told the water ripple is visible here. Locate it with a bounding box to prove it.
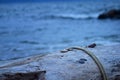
[19,40,39,45]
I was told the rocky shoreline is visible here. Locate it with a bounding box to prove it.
[0,44,120,80]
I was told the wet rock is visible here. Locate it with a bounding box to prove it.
[98,9,120,19]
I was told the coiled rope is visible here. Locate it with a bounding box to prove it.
[61,47,108,80]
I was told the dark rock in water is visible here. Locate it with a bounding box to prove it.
[98,9,120,19]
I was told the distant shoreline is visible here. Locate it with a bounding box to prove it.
[0,0,120,4]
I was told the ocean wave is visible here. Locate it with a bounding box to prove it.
[19,40,39,45]
[0,31,9,35]
[43,13,100,20]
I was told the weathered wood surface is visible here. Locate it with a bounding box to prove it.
[0,44,120,80]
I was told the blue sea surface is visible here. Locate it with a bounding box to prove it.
[0,1,120,60]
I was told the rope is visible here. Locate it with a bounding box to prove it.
[61,47,108,80]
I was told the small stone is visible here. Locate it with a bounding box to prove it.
[60,50,68,53]
[87,43,96,48]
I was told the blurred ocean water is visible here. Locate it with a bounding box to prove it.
[0,1,120,60]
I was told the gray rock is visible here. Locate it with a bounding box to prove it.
[0,44,120,80]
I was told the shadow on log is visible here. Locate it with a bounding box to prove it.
[0,71,46,80]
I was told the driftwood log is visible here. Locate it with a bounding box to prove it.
[0,44,120,80]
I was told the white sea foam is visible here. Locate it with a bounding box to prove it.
[44,13,100,20]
